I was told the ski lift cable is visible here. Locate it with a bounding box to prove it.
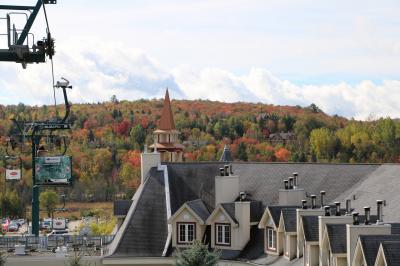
[42,2,57,116]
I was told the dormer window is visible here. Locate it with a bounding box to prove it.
[177,222,195,244]
[215,223,231,246]
[267,227,277,250]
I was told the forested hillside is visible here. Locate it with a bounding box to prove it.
[1,97,399,216]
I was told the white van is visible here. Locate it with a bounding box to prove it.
[47,229,69,236]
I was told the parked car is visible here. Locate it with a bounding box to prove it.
[16,219,25,226]
[8,222,19,232]
[47,229,69,236]
[41,218,52,230]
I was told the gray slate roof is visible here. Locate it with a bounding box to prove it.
[113,200,132,216]
[302,216,319,242]
[327,224,346,254]
[268,205,299,227]
[186,199,210,222]
[381,241,400,266]
[221,203,238,224]
[110,168,167,257]
[110,162,383,258]
[282,208,299,232]
[333,165,400,222]
[359,235,400,266]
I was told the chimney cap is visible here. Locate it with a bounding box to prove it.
[363,206,371,210]
[293,172,298,176]
[377,200,384,203]
[334,201,340,205]
[320,191,326,195]
[311,194,316,198]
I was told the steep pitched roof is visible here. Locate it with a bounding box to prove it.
[327,224,346,254]
[221,203,238,224]
[186,199,211,222]
[113,200,132,217]
[381,241,400,266]
[158,89,175,130]
[267,205,299,228]
[359,235,400,266]
[282,208,299,232]
[111,162,384,259]
[109,167,167,257]
[302,216,319,242]
[220,144,233,162]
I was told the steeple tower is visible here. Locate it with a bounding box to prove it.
[159,89,176,130]
[150,89,184,162]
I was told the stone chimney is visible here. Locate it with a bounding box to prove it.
[140,146,160,184]
[215,164,239,206]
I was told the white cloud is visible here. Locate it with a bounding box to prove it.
[0,41,399,120]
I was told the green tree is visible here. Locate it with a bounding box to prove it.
[237,142,248,161]
[39,190,59,217]
[310,127,337,160]
[175,241,219,266]
[130,124,146,150]
[0,251,6,266]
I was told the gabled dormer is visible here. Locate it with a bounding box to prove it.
[168,199,210,247]
[206,200,254,252]
[258,206,288,255]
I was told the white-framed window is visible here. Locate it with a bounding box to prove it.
[267,227,277,250]
[216,223,231,246]
[177,223,195,244]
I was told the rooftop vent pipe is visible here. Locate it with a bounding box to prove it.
[239,191,247,201]
[229,164,234,175]
[302,200,307,209]
[345,199,351,215]
[311,195,317,209]
[288,177,294,189]
[284,180,289,190]
[224,165,229,176]
[364,206,371,225]
[377,200,384,224]
[335,202,341,216]
[219,168,225,176]
[320,191,326,208]
[293,172,298,188]
[353,212,359,225]
[324,206,331,216]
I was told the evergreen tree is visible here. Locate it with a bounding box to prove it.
[175,241,219,266]
[237,142,248,161]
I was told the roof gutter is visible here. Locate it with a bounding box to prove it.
[158,164,172,257]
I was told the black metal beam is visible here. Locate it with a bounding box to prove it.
[0,5,36,10]
[0,49,45,63]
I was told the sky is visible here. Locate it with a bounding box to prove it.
[0,0,400,120]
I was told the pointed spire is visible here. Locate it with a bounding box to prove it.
[158,89,176,130]
[220,144,233,162]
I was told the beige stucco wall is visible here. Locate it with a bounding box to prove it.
[284,234,297,260]
[278,188,305,205]
[140,152,160,184]
[209,206,250,251]
[171,208,205,247]
[308,244,319,266]
[335,256,347,266]
[215,175,239,206]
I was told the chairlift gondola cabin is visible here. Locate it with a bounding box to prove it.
[4,156,22,181]
[35,155,72,186]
